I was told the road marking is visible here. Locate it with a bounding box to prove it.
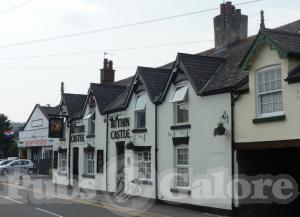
[36,208,63,217]
[0,181,170,217]
[0,195,24,204]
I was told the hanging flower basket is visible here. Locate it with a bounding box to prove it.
[125,141,135,150]
[213,122,227,137]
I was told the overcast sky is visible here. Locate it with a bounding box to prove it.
[0,0,299,122]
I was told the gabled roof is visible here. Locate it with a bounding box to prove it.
[137,67,171,103]
[23,104,59,130]
[103,67,171,113]
[241,29,300,70]
[89,83,126,113]
[62,93,87,119]
[39,105,59,118]
[160,20,300,96]
[171,53,225,95]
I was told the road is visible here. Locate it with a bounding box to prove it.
[0,177,223,217]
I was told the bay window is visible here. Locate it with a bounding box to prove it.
[137,151,151,180]
[175,145,189,188]
[256,65,283,117]
[170,85,189,124]
[135,94,146,129]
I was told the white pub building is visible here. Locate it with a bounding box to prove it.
[51,3,300,216]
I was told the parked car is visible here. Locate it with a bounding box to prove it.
[0,159,33,175]
[7,157,18,161]
[0,160,12,166]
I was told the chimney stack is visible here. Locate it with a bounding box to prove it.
[100,58,115,84]
[214,1,248,49]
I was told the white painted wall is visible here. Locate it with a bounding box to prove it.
[157,81,232,210]
[235,43,300,143]
[107,90,156,198]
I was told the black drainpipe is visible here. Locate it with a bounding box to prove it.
[155,104,158,200]
[67,118,72,189]
[105,114,109,192]
[231,92,241,215]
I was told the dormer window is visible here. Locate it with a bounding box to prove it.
[135,94,146,129]
[170,85,189,124]
[84,111,95,135]
[256,65,283,118]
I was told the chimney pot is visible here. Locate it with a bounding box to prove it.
[104,58,108,69]
[220,3,226,15]
[225,1,233,14]
[108,60,113,70]
[101,59,115,84]
[236,9,241,15]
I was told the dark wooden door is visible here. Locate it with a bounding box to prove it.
[116,142,125,193]
[73,147,79,179]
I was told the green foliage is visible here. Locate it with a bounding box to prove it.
[0,114,15,158]
[125,141,135,150]
[6,141,18,157]
[213,122,226,137]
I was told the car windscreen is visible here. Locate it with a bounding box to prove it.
[0,160,12,165]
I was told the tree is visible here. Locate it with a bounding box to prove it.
[0,114,14,158]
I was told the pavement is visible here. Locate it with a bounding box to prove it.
[0,175,227,217]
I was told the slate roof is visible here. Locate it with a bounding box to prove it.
[103,19,300,112]
[39,105,59,118]
[276,19,300,33]
[114,76,134,87]
[90,83,126,113]
[263,29,300,56]
[174,53,226,95]
[137,67,171,103]
[62,93,87,119]
[159,20,300,96]
[23,104,59,130]
[103,67,171,113]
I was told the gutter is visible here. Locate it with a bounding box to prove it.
[155,104,158,200]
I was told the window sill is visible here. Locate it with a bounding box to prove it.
[170,124,191,130]
[170,188,191,195]
[131,179,153,185]
[82,174,95,179]
[86,135,95,138]
[132,128,147,133]
[253,115,286,124]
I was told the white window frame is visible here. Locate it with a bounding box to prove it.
[175,145,190,189]
[85,151,95,175]
[256,65,283,118]
[170,85,189,124]
[59,152,67,173]
[136,151,151,180]
[134,94,146,129]
[84,111,95,135]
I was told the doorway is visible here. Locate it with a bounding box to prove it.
[116,142,125,194]
[73,147,79,181]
